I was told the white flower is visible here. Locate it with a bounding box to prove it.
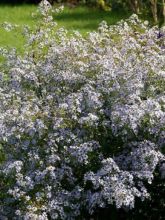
[0,2,164,218]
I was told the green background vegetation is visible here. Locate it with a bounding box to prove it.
[0,5,131,52]
[0,0,165,52]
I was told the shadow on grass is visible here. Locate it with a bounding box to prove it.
[54,7,131,31]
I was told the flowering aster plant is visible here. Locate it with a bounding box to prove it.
[0,1,165,219]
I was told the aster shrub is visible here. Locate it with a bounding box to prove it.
[0,0,165,219]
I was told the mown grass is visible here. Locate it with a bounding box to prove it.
[0,5,36,51]
[0,4,131,52]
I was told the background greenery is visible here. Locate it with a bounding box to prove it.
[0,5,131,52]
[0,0,164,51]
[0,0,165,24]
[0,1,164,52]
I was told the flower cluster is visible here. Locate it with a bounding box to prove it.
[0,1,164,219]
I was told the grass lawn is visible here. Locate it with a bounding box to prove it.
[0,5,36,52]
[0,4,131,52]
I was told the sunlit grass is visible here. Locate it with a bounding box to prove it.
[0,5,36,51]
